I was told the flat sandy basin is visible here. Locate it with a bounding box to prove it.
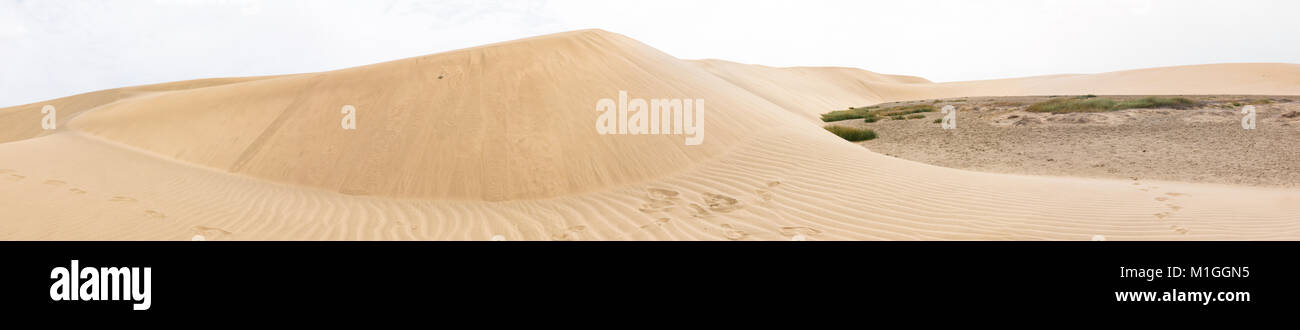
[831,95,1300,187]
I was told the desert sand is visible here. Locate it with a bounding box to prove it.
[839,95,1300,187]
[2,29,1298,240]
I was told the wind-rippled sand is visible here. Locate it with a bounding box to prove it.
[2,29,1299,240]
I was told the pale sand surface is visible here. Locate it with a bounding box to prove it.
[2,29,1298,240]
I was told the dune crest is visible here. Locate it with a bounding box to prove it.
[66,29,807,200]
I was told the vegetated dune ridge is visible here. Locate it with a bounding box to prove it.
[1,29,1298,240]
[693,59,1300,120]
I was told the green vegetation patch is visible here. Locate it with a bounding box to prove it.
[820,104,937,123]
[820,105,879,122]
[824,125,878,142]
[1027,96,1195,113]
[876,104,937,117]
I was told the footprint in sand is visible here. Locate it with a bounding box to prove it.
[779,226,823,238]
[720,224,749,241]
[1139,187,1183,219]
[638,199,676,213]
[754,180,783,202]
[550,225,587,241]
[647,188,680,200]
[191,226,232,240]
[43,179,66,186]
[68,188,87,194]
[639,218,671,230]
[144,210,166,219]
[109,196,136,202]
[638,188,681,213]
[1170,225,1190,235]
[687,203,712,218]
[701,192,743,213]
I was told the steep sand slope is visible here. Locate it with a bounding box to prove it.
[1,29,1298,240]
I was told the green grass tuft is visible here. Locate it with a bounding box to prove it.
[1114,97,1196,110]
[1027,96,1195,113]
[821,109,868,122]
[822,104,936,122]
[876,104,937,117]
[819,106,879,122]
[824,125,877,142]
[1026,97,1116,113]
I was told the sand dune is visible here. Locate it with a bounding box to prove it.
[68,30,804,200]
[2,29,1298,240]
[689,59,930,121]
[0,76,282,144]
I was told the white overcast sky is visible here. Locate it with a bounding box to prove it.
[3,0,1299,107]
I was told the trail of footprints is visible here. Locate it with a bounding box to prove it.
[6,165,1206,240]
[629,180,821,241]
[1131,178,1190,235]
[636,186,747,217]
[0,168,232,239]
[550,225,588,241]
[12,166,812,241]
